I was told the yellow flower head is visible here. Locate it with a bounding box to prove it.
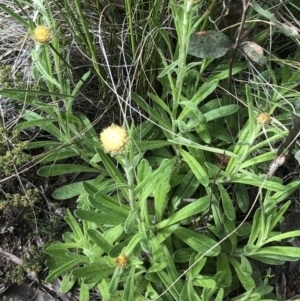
[257,112,271,125]
[116,253,128,267]
[100,124,128,155]
[33,25,51,44]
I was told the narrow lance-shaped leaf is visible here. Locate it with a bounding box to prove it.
[180,149,209,186]
[156,196,210,229]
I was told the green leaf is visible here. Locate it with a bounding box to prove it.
[108,267,122,294]
[153,169,172,222]
[123,266,135,301]
[174,227,220,256]
[218,184,236,221]
[35,60,62,88]
[155,269,182,300]
[269,181,300,205]
[211,204,223,233]
[75,209,126,225]
[135,158,175,195]
[156,246,183,299]
[188,255,207,278]
[250,246,300,261]
[195,123,211,144]
[103,225,124,246]
[45,243,83,254]
[137,158,151,185]
[229,257,255,291]
[95,183,129,195]
[79,283,89,301]
[52,182,85,200]
[204,104,239,122]
[97,279,110,301]
[156,196,210,230]
[37,147,82,164]
[188,31,231,59]
[0,4,30,28]
[248,208,263,245]
[65,252,97,263]
[82,182,99,195]
[124,209,137,233]
[46,259,81,283]
[235,183,249,213]
[176,120,189,133]
[179,101,206,123]
[38,164,100,177]
[236,222,252,236]
[170,136,237,158]
[71,70,91,97]
[215,288,224,301]
[248,255,286,266]
[178,79,219,121]
[148,92,172,116]
[240,152,276,169]
[251,0,276,22]
[132,120,155,140]
[224,216,237,250]
[230,173,286,192]
[240,255,252,275]
[217,254,232,287]
[16,118,56,131]
[65,209,84,243]
[28,141,63,149]
[131,92,172,130]
[157,57,181,78]
[60,273,76,293]
[21,110,68,141]
[180,149,209,186]
[171,171,199,209]
[193,276,216,289]
[52,174,106,200]
[72,264,115,280]
[87,229,112,253]
[209,63,247,81]
[124,232,143,255]
[95,148,127,190]
[133,140,175,153]
[173,248,194,263]
[147,261,168,273]
[88,195,130,218]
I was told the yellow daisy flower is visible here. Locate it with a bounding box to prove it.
[115,253,129,267]
[33,25,51,44]
[100,124,128,155]
[257,112,271,125]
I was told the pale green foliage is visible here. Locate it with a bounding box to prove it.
[1,0,300,301]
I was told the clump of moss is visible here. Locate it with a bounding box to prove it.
[0,122,35,210]
[0,63,26,89]
[0,125,31,176]
[0,188,39,210]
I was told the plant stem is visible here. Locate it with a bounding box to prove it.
[124,0,136,55]
[172,0,194,135]
[73,0,109,100]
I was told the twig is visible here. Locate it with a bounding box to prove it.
[228,0,251,96]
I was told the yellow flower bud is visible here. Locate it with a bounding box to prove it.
[116,253,128,267]
[257,112,271,125]
[33,25,51,44]
[100,124,128,155]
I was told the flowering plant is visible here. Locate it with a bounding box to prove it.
[2,0,300,300]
